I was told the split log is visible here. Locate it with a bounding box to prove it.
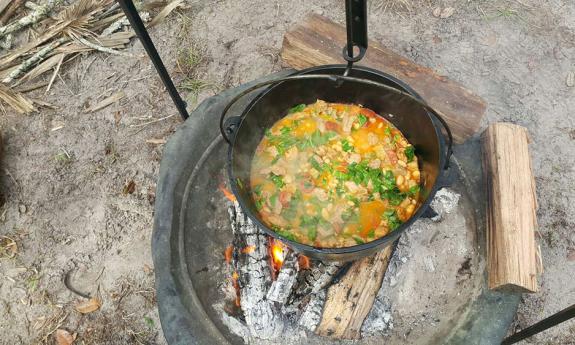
[482,123,539,293]
[228,202,284,340]
[267,250,299,304]
[315,245,394,339]
[281,14,486,143]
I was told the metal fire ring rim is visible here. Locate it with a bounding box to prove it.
[152,70,521,345]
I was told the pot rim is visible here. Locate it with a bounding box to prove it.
[227,64,447,257]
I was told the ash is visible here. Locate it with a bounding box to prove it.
[218,188,480,344]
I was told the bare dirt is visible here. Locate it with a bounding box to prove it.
[0,0,574,344]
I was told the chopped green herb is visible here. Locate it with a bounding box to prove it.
[307,227,318,241]
[381,187,405,206]
[334,170,349,181]
[367,229,376,239]
[255,198,264,210]
[280,126,292,135]
[276,228,297,241]
[265,129,272,137]
[341,139,354,152]
[270,173,285,188]
[407,185,420,196]
[393,134,401,143]
[270,194,278,207]
[384,126,392,136]
[357,114,368,127]
[405,146,415,162]
[384,210,402,231]
[253,185,263,196]
[353,236,365,244]
[301,215,320,228]
[288,104,306,114]
[310,157,322,172]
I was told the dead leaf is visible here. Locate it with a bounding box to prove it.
[432,7,441,17]
[566,71,574,87]
[440,7,455,18]
[75,297,101,314]
[123,180,136,195]
[84,91,125,113]
[0,236,18,258]
[54,329,76,345]
[148,0,185,28]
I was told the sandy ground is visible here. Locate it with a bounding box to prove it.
[0,0,574,344]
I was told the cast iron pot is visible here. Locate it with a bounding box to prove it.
[220,65,452,262]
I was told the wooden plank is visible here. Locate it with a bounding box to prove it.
[315,245,393,339]
[281,14,486,143]
[482,123,539,293]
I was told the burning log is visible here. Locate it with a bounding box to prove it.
[267,250,299,304]
[298,290,326,332]
[315,245,394,339]
[285,260,343,311]
[228,202,284,340]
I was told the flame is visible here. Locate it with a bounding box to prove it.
[298,255,311,270]
[241,245,255,254]
[270,239,285,272]
[224,245,233,264]
[218,183,236,202]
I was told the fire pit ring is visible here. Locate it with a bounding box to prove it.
[152,70,521,345]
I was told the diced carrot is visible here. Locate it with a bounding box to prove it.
[359,200,387,237]
[351,128,373,153]
[292,118,317,136]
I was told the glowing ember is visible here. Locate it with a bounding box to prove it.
[241,245,255,254]
[231,271,241,307]
[218,183,237,202]
[224,245,233,264]
[298,255,311,270]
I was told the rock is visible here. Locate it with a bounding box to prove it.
[18,204,27,214]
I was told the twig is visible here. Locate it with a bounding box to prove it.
[0,0,24,25]
[15,81,49,93]
[3,37,68,83]
[130,113,175,128]
[0,0,63,39]
[76,36,133,57]
[45,53,64,94]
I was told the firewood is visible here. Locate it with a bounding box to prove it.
[228,202,284,340]
[288,260,343,305]
[482,123,539,292]
[267,250,298,304]
[315,245,394,339]
[280,14,486,143]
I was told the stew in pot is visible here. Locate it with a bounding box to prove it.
[250,100,421,248]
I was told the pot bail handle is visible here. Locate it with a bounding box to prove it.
[343,0,368,65]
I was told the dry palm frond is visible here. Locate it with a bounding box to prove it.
[0,84,35,114]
